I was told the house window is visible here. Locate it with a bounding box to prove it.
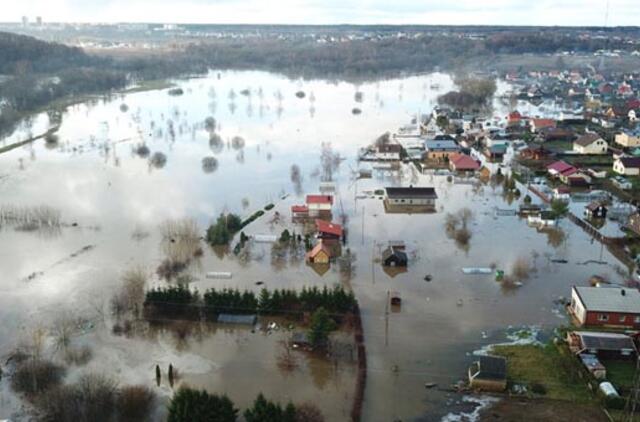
[598,314,609,322]
[635,316,640,324]
[620,315,626,323]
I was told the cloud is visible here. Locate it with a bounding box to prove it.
[7,0,640,25]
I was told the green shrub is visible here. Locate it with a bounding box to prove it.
[168,387,237,422]
[264,204,275,211]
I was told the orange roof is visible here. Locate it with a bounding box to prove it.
[531,118,556,128]
[315,219,343,237]
[307,241,331,259]
[306,195,333,205]
[291,205,308,213]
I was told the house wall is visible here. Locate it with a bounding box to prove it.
[613,160,640,176]
[387,197,436,207]
[469,377,507,392]
[584,311,640,329]
[615,133,640,148]
[375,152,400,160]
[574,139,608,154]
[426,150,456,160]
[308,203,332,211]
[310,251,330,264]
[570,290,587,324]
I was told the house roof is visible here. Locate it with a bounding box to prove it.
[547,160,577,175]
[385,186,438,200]
[382,246,408,262]
[531,118,556,128]
[574,331,637,352]
[315,219,343,237]
[476,356,507,381]
[291,205,308,213]
[575,133,603,147]
[306,195,333,205]
[586,201,607,212]
[425,139,458,151]
[378,143,402,153]
[451,153,481,170]
[573,286,640,314]
[618,157,640,169]
[308,241,331,259]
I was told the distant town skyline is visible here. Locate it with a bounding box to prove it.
[5,0,640,27]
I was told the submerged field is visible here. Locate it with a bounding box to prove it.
[0,70,629,421]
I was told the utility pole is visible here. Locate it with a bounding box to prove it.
[385,291,390,347]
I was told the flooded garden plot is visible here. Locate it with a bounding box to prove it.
[0,70,629,421]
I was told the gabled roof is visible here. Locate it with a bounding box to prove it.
[475,356,506,381]
[573,331,637,352]
[425,139,458,151]
[450,153,481,170]
[618,156,640,169]
[308,241,331,259]
[315,219,343,237]
[291,205,308,213]
[531,118,556,128]
[547,160,577,175]
[575,133,604,147]
[385,186,438,200]
[573,286,640,314]
[306,195,333,205]
[382,246,407,262]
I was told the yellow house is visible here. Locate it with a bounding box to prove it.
[615,130,640,148]
[307,241,331,264]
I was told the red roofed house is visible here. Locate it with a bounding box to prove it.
[449,153,481,172]
[547,160,577,177]
[570,286,640,329]
[530,118,556,134]
[291,205,309,219]
[306,240,331,264]
[315,219,343,240]
[306,195,333,217]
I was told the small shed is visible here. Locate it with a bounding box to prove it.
[307,241,331,264]
[468,355,507,392]
[584,201,608,219]
[290,332,312,350]
[382,246,408,267]
[579,353,607,379]
[390,291,401,306]
[217,314,257,325]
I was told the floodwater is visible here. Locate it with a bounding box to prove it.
[0,70,627,421]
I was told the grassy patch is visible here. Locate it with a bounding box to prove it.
[544,140,573,152]
[492,343,593,403]
[605,360,636,390]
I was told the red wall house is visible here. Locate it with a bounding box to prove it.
[571,286,640,329]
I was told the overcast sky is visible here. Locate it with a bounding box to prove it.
[5,0,639,26]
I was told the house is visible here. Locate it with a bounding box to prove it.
[384,186,438,210]
[306,195,333,217]
[375,143,402,160]
[484,144,507,161]
[424,139,459,161]
[519,146,552,161]
[541,127,575,142]
[615,128,640,148]
[530,118,556,133]
[290,332,312,350]
[547,160,577,178]
[573,133,608,155]
[468,356,507,392]
[584,201,608,219]
[626,212,640,236]
[382,246,408,267]
[449,153,481,172]
[561,171,592,187]
[567,331,637,359]
[315,219,343,241]
[613,156,640,176]
[527,210,557,227]
[291,205,309,219]
[307,241,331,264]
[570,286,640,329]
[552,186,571,202]
[390,291,402,306]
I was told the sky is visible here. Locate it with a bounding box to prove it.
[5,0,640,26]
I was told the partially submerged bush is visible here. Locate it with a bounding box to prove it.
[168,387,238,422]
[12,359,65,395]
[117,385,155,422]
[149,152,167,169]
[202,156,219,174]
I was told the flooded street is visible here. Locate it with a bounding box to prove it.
[0,70,626,421]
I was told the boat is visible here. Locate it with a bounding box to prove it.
[462,267,493,275]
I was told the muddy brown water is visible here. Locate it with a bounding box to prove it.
[0,70,624,421]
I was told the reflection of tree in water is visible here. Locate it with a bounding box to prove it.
[134,144,150,158]
[149,152,167,169]
[228,102,237,114]
[307,354,331,390]
[204,116,216,132]
[236,150,245,164]
[209,133,224,154]
[276,340,299,377]
[202,156,219,174]
[231,136,245,150]
[320,142,342,182]
[546,227,567,249]
[309,106,316,118]
[241,197,250,209]
[290,164,303,195]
